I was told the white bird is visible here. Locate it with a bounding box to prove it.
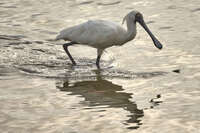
[56,10,163,68]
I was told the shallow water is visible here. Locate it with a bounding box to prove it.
[0,0,200,132]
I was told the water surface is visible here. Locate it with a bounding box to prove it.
[0,0,200,132]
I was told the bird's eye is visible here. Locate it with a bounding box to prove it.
[136,13,141,19]
[135,13,143,22]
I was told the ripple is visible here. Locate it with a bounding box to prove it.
[79,1,93,5]
[191,8,200,12]
[31,48,46,53]
[16,63,167,80]
[31,13,43,18]
[13,46,24,50]
[17,66,43,74]
[8,42,21,45]
[0,34,26,41]
[167,5,177,9]
[159,26,173,30]
[0,5,17,8]
[97,1,121,6]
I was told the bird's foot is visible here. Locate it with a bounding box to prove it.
[71,59,77,66]
[72,62,77,66]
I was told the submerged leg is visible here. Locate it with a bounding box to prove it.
[96,49,103,69]
[63,42,76,65]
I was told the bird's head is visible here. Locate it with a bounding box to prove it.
[123,11,163,50]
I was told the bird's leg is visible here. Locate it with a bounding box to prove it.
[96,49,103,69]
[96,55,101,69]
[63,42,76,65]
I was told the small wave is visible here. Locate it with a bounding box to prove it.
[0,34,26,40]
[191,8,200,12]
[97,1,121,6]
[79,1,93,5]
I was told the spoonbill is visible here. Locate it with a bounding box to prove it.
[56,10,163,68]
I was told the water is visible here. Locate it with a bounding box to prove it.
[0,0,200,132]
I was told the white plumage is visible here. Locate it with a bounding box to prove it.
[56,10,163,68]
[56,20,128,49]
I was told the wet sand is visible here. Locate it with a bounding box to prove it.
[0,0,200,132]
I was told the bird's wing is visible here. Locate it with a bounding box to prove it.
[56,20,126,48]
[56,23,85,41]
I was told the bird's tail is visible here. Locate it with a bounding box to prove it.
[44,34,62,43]
[55,34,62,41]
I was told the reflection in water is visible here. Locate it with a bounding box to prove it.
[57,70,144,129]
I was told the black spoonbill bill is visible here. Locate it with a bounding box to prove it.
[56,10,163,68]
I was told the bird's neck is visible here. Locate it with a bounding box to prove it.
[125,18,137,42]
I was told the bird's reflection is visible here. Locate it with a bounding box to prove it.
[57,70,144,129]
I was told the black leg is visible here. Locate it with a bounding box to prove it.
[63,42,76,65]
[96,54,101,69]
[96,49,103,69]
